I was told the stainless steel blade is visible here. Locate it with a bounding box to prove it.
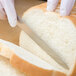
[17,16,69,69]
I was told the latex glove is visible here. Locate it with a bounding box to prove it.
[0,0,17,27]
[47,0,75,16]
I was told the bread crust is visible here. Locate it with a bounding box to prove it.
[10,54,66,76]
[23,3,76,26]
[69,60,76,76]
[0,43,13,59]
[0,39,66,76]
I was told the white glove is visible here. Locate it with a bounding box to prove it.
[47,0,75,16]
[0,0,17,27]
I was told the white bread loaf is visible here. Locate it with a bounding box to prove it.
[0,39,66,76]
[0,56,25,76]
[20,3,76,76]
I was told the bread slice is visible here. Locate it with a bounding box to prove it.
[0,56,25,76]
[0,39,66,76]
[19,3,76,76]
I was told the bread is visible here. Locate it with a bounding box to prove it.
[0,56,25,76]
[19,3,76,76]
[0,39,66,76]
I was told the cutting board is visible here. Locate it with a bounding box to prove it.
[0,0,43,45]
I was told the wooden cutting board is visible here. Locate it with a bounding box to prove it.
[0,0,43,45]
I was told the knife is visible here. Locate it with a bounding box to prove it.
[17,16,69,69]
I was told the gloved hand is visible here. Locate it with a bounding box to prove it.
[0,0,17,27]
[47,0,75,16]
